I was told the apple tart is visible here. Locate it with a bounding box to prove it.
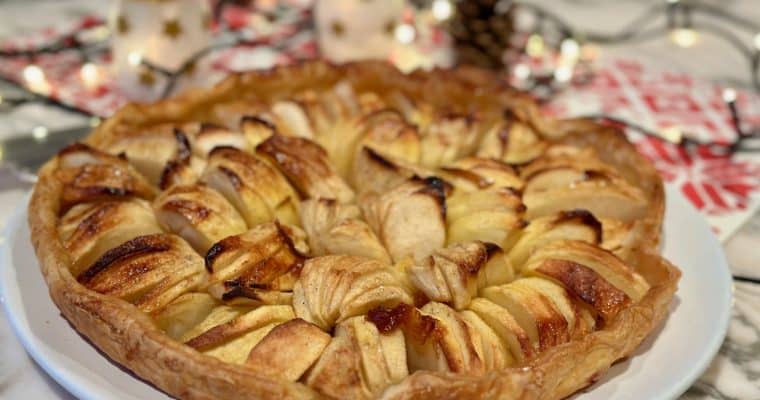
[29,60,680,399]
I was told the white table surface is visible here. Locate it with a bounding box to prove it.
[1,0,759,399]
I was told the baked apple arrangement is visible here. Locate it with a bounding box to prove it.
[29,61,680,399]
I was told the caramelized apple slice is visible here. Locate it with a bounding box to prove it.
[154,183,247,253]
[245,318,331,381]
[467,298,534,363]
[306,316,407,399]
[78,234,207,313]
[351,147,433,197]
[417,302,486,374]
[522,240,650,323]
[507,209,602,270]
[201,147,300,227]
[183,305,295,364]
[523,179,648,222]
[293,255,412,330]
[158,155,206,190]
[55,143,156,212]
[361,177,447,263]
[108,127,194,184]
[299,199,391,263]
[439,157,524,193]
[153,292,219,340]
[357,109,420,165]
[190,123,251,157]
[408,241,513,310]
[58,199,163,277]
[460,310,514,369]
[257,135,355,203]
[446,188,525,247]
[239,116,276,148]
[270,100,315,138]
[204,222,307,301]
[418,114,479,168]
[481,279,575,352]
[477,119,547,164]
[366,302,485,374]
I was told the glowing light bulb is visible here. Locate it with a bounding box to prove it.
[23,65,50,95]
[560,38,580,60]
[432,0,453,21]
[722,88,737,103]
[513,63,531,81]
[32,126,49,140]
[23,65,44,85]
[670,28,699,48]
[127,51,143,67]
[80,63,101,90]
[526,34,545,58]
[660,126,683,144]
[554,65,573,83]
[394,24,416,44]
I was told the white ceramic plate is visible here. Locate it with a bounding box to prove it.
[0,185,733,400]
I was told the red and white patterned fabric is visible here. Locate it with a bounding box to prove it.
[549,58,760,240]
[0,18,758,240]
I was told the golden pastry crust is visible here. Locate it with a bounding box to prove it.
[29,60,679,400]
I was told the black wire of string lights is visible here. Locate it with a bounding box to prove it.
[506,0,760,154]
[0,0,759,154]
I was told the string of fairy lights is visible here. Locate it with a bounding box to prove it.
[0,0,758,152]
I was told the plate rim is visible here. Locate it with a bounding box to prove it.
[0,186,734,400]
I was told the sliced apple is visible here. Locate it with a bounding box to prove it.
[190,122,251,157]
[361,177,447,263]
[183,305,294,349]
[204,222,307,301]
[58,199,162,277]
[417,302,486,374]
[293,255,412,330]
[270,100,315,139]
[460,310,514,370]
[257,135,354,203]
[467,298,534,363]
[153,183,247,253]
[418,114,479,169]
[239,115,276,148]
[55,143,157,212]
[201,147,300,227]
[522,240,650,324]
[152,292,219,340]
[306,315,407,399]
[507,209,602,270]
[107,127,193,184]
[409,241,514,310]
[476,119,547,165]
[357,109,420,165]
[439,157,524,193]
[77,233,207,313]
[245,318,331,381]
[299,198,391,263]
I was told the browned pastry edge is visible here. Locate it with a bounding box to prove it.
[28,60,678,400]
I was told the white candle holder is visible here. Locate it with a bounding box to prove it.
[109,0,212,102]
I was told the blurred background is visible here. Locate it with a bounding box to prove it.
[0,1,759,399]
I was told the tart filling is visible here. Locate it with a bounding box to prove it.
[29,61,679,400]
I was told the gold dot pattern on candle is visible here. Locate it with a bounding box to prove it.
[117,16,130,35]
[330,20,345,36]
[138,70,156,87]
[163,19,183,39]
